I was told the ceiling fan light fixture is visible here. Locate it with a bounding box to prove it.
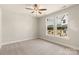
[25,4,47,14]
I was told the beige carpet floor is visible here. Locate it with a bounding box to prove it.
[0,39,78,55]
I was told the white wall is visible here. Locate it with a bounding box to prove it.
[38,5,79,50]
[2,9,38,44]
[0,8,2,47]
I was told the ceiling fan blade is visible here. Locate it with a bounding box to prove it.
[38,12,42,14]
[31,11,34,13]
[39,9,47,11]
[25,8,33,10]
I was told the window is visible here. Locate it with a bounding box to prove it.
[46,13,68,38]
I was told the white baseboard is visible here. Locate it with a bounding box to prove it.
[2,37,37,46]
[39,37,79,50]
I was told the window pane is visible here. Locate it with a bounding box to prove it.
[55,13,68,37]
[47,18,54,35]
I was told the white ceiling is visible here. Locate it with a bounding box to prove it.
[0,4,73,17]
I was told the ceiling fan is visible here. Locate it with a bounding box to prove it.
[25,4,47,14]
